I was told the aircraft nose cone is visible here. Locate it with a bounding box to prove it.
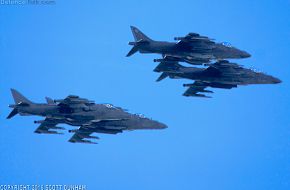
[158,123,168,129]
[241,51,251,58]
[152,121,168,129]
[273,77,282,84]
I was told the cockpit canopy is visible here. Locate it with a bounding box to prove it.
[222,42,232,47]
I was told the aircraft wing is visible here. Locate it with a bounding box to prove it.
[175,32,215,49]
[204,60,243,76]
[68,127,97,144]
[153,57,181,73]
[53,95,95,113]
[183,80,238,98]
[154,54,210,66]
[208,60,242,69]
[55,95,94,106]
[68,119,126,144]
[34,118,65,134]
[183,81,213,98]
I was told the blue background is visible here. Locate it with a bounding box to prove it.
[0,1,289,190]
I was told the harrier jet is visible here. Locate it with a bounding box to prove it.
[154,60,281,98]
[127,26,251,65]
[7,89,167,144]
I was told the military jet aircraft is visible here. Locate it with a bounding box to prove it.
[126,26,251,65]
[154,60,281,98]
[7,89,167,144]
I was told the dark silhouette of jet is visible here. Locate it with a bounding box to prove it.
[154,60,281,98]
[7,89,167,144]
[127,26,251,65]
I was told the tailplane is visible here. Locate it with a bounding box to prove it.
[156,73,169,82]
[155,61,184,82]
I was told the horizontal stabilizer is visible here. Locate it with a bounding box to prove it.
[126,46,139,57]
[153,61,183,73]
[156,73,169,82]
[7,108,18,119]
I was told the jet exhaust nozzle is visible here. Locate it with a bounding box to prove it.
[153,59,163,62]
[128,42,136,45]
[8,104,16,108]
[52,126,65,130]
[34,120,45,124]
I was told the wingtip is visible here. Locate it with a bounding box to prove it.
[68,139,76,143]
[10,88,16,93]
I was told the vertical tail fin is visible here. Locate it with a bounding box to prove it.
[130,26,153,42]
[126,26,152,57]
[10,89,33,104]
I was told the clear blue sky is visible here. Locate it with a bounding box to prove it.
[0,1,289,190]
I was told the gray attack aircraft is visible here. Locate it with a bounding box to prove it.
[126,26,251,65]
[154,60,281,98]
[7,89,167,144]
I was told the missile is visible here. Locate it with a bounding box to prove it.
[7,108,19,119]
[183,83,198,87]
[34,130,64,135]
[153,59,163,62]
[34,120,45,124]
[68,129,78,133]
[81,135,99,139]
[183,92,211,98]
[69,139,97,144]
[209,83,237,89]
[51,126,65,130]
[153,58,180,63]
